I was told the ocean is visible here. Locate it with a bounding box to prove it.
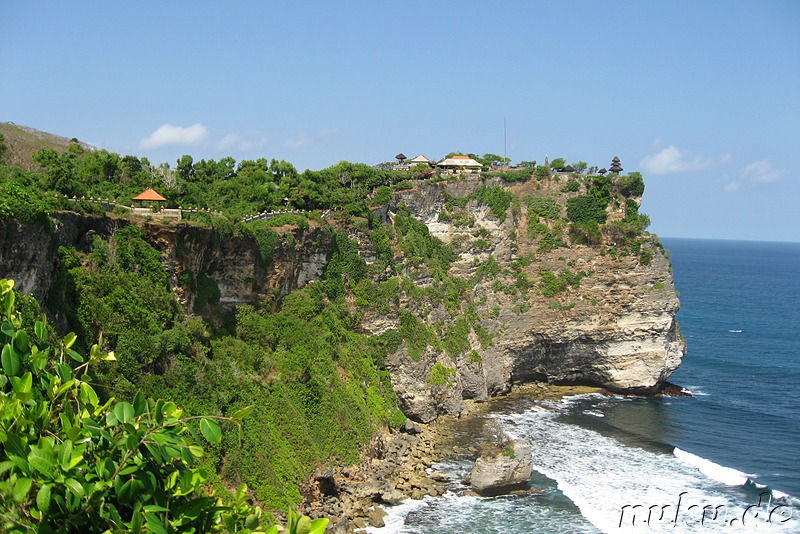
[369,238,800,533]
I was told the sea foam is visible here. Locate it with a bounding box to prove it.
[673,447,750,486]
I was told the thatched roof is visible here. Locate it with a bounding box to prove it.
[563,165,576,172]
[133,188,167,202]
[395,153,407,161]
[598,168,607,174]
[407,154,433,164]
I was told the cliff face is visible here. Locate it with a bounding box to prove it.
[0,174,684,423]
[380,176,684,421]
[0,213,332,329]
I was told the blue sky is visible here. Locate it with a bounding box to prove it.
[1,1,798,242]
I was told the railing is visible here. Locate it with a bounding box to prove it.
[61,196,323,223]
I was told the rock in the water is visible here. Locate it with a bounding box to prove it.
[470,439,533,496]
[379,489,406,505]
[368,507,388,528]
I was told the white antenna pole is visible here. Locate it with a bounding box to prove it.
[504,117,507,165]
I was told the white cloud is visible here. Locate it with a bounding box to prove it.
[140,123,208,149]
[723,181,741,193]
[650,137,664,151]
[283,129,339,151]
[640,145,732,175]
[216,133,269,152]
[738,160,786,183]
[283,133,312,150]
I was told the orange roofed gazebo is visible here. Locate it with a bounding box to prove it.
[133,188,167,202]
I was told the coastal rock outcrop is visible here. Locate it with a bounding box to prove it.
[379,175,685,421]
[469,439,534,496]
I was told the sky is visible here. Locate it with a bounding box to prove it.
[1,1,798,242]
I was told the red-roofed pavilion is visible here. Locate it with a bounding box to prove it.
[133,188,167,202]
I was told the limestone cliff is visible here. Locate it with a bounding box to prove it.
[379,176,684,421]
[0,173,684,424]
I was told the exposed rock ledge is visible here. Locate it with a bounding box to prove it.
[468,438,534,496]
[300,384,610,533]
[378,176,686,423]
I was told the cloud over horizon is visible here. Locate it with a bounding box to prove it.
[283,129,340,151]
[216,133,270,153]
[640,145,732,175]
[738,160,786,184]
[140,123,208,149]
[721,159,788,193]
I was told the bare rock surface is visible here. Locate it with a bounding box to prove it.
[470,438,534,496]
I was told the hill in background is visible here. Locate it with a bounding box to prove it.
[0,121,96,171]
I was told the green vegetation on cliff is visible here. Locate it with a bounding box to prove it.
[0,127,663,519]
[53,228,404,513]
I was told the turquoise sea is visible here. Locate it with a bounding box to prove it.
[369,238,800,533]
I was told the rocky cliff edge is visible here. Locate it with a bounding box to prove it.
[0,173,685,424]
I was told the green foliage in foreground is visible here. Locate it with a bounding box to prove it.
[0,279,267,533]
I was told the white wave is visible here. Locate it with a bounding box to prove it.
[684,385,709,396]
[728,329,743,333]
[490,404,800,533]
[583,410,605,418]
[365,496,429,533]
[365,489,600,534]
[673,447,750,486]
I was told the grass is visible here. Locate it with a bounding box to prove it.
[0,122,94,171]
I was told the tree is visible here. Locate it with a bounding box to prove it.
[517,160,537,168]
[549,158,566,170]
[571,161,588,174]
[615,171,645,197]
[176,154,194,181]
[479,153,510,167]
[32,148,81,195]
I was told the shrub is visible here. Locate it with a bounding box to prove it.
[241,225,282,266]
[566,195,607,224]
[394,208,457,274]
[441,316,471,358]
[399,310,439,361]
[527,196,560,220]
[569,220,603,246]
[372,186,392,206]
[427,362,456,387]
[529,221,567,252]
[540,268,587,297]
[495,168,532,183]
[0,179,54,224]
[0,279,263,533]
[474,185,512,222]
[561,180,581,193]
[615,172,645,197]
